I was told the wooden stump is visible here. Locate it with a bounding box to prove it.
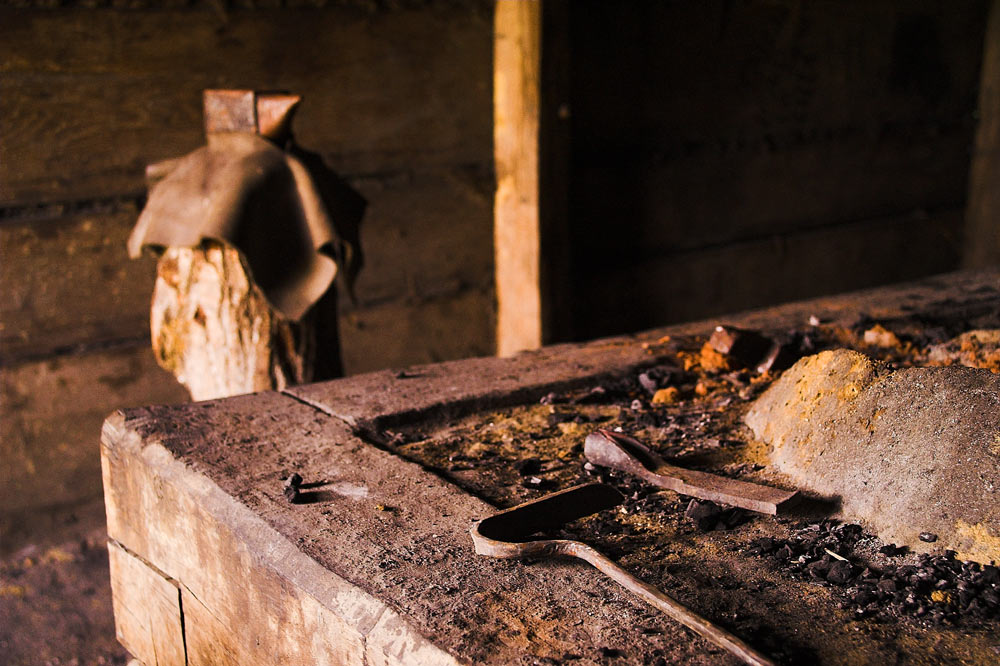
[150,241,314,401]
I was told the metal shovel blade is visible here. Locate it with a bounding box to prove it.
[585,429,798,514]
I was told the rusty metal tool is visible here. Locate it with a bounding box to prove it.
[585,429,798,515]
[471,484,775,666]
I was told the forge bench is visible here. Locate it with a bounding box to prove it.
[102,269,1000,666]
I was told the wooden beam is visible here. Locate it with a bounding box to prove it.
[107,540,186,666]
[493,0,569,356]
[964,0,1000,267]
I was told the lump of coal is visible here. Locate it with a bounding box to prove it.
[514,458,542,476]
[709,326,773,368]
[684,499,746,531]
[745,349,1000,563]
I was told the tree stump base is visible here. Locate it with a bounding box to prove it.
[150,241,313,401]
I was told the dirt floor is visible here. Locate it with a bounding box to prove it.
[0,526,130,666]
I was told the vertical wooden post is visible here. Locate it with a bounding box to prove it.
[494,0,570,356]
[964,0,1000,267]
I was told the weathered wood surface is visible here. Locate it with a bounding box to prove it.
[493,0,544,356]
[339,286,494,375]
[105,269,999,664]
[0,167,494,369]
[964,0,1000,267]
[107,540,185,666]
[102,394,738,665]
[0,6,492,205]
[150,244,312,401]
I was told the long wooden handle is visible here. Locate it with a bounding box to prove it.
[563,542,775,666]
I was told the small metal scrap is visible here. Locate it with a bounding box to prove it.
[283,473,303,504]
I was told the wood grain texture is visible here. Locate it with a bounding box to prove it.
[151,244,312,401]
[107,540,186,666]
[1,167,494,366]
[345,166,493,309]
[102,270,1000,665]
[100,394,717,665]
[339,286,494,375]
[0,343,187,520]
[573,208,965,340]
[0,205,156,364]
[494,0,543,356]
[0,6,492,205]
[101,399,460,666]
[964,0,1000,267]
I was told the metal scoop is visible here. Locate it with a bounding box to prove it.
[585,429,798,515]
[471,484,775,666]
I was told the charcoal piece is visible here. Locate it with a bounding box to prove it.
[826,560,854,584]
[807,560,831,579]
[540,392,565,405]
[284,472,303,488]
[757,341,800,374]
[709,326,773,367]
[283,484,301,504]
[879,543,908,557]
[854,589,876,605]
[684,499,721,530]
[514,458,542,476]
[547,411,577,426]
[521,476,554,490]
[877,579,897,595]
[572,386,608,404]
[919,532,939,543]
[638,372,659,393]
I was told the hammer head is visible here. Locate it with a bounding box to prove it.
[471,484,624,559]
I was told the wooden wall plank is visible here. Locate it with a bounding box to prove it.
[568,0,986,255]
[493,0,570,356]
[0,205,156,364]
[0,344,187,521]
[0,167,494,363]
[340,286,493,375]
[0,6,492,204]
[574,209,964,340]
[964,0,1000,267]
[346,167,493,309]
[565,0,987,338]
[107,540,186,666]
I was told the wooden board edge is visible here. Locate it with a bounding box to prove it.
[101,408,460,666]
[107,539,186,666]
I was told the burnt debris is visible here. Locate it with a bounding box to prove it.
[746,521,1000,626]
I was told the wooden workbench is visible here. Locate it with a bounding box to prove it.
[102,268,1000,666]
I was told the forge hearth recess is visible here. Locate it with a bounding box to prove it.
[103,269,1000,666]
